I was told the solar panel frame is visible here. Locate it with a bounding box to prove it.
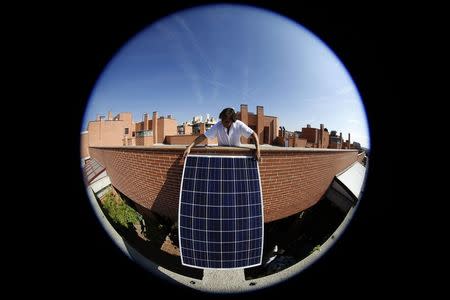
[178,154,264,269]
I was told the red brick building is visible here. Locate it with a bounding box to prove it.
[81,109,357,161]
[299,124,330,148]
[87,112,134,148]
[164,105,278,146]
[165,115,218,145]
[134,112,178,146]
[328,131,343,149]
[237,104,278,145]
[341,133,352,149]
[80,131,89,158]
[177,122,193,135]
[274,124,356,150]
[81,111,178,158]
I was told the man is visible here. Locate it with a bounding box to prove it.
[183,107,261,161]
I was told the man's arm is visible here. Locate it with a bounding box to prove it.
[183,134,207,158]
[251,132,261,162]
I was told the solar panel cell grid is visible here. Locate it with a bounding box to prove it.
[179,155,264,269]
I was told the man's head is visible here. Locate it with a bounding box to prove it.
[219,108,237,128]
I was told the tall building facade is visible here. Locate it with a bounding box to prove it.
[299,124,330,148]
[81,111,178,157]
[237,104,279,145]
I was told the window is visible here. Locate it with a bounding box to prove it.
[136,130,152,137]
[192,124,200,134]
[264,126,269,144]
[124,128,129,134]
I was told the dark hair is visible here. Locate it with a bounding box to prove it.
[219,108,237,122]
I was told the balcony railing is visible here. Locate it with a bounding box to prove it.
[136,130,152,137]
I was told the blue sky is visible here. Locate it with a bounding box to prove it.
[82,4,370,148]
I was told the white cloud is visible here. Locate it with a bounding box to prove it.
[156,20,205,105]
[174,16,214,75]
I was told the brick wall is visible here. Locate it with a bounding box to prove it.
[80,132,89,158]
[329,141,342,149]
[89,146,359,223]
[301,127,319,145]
[157,118,178,144]
[135,136,153,146]
[184,123,192,135]
[87,119,133,147]
[165,135,218,145]
[165,135,199,145]
[287,136,307,147]
[322,131,330,148]
[258,150,356,221]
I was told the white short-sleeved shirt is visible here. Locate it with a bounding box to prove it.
[204,120,254,146]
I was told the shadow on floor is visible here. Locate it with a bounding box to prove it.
[245,197,346,279]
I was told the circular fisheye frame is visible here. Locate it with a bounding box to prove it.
[80,3,370,294]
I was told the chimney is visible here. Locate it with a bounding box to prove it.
[307,124,311,128]
[240,104,249,143]
[319,124,324,148]
[167,114,172,119]
[108,111,112,120]
[314,129,318,148]
[200,122,206,135]
[144,113,149,131]
[153,111,158,144]
[348,133,351,148]
[271,118,278,144]
[96,114,100,121]
[240,104,248,123]
[256,106,264,142]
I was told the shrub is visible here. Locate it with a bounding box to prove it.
[101,190,142,228]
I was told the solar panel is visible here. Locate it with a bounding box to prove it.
[178,155,264,269]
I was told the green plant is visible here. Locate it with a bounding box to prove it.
[101,190,143,228]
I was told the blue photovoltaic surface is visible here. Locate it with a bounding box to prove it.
[178,155,264,269]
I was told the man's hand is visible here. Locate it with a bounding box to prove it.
[251,131,261,163]
[183,146,191,159]
[254,149,261,163]
[183,134,206,159]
